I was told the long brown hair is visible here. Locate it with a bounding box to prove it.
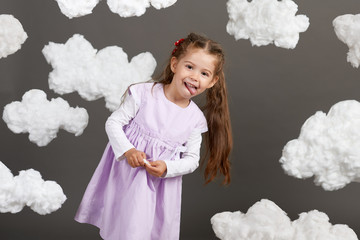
[155,33,232,184]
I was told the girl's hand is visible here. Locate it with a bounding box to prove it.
[124,148,146,168]
[145,160,167,178]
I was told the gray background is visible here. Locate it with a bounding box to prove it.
[1,0,360,239]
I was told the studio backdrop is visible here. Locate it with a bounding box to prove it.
[1,0,360,239]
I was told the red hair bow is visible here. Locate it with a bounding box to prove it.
[172,38,185,55]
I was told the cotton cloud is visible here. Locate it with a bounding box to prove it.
[2,89,89,147]
[280,100,360,191]
[42,34,156,111]
[211,199,358,240]
[54,0,177,18]
[226,0,309,49]
[54,0,100,18]
[0,161,67,215]
[0,14,28,58]
[107,0,177,17]
[333,14,360,68]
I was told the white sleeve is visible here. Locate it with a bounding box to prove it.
[105,93,139,161]
[162,130,203,178]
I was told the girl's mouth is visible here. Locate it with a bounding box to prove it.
[184,82,197,95]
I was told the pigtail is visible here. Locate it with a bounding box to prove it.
[202,72,232,185]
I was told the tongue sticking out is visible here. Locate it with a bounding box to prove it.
[186,82,197,95]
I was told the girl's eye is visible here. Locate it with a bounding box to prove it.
[186,65,192,70]
[201,72,209,77]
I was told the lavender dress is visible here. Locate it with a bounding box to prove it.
[75,83,207,240]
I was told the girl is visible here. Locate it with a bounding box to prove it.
[75,32,232,240]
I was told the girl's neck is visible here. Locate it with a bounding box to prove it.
[163,84,190,108]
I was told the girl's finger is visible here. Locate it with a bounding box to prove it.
[147,169,157,177]
[129,160,135,168]
[150,162,158,167]
[132,156,137,167]
[132,159,137,168]
[134,160,140,167]
[145,165,155,174]
[137,155,144,166]
[127,157,132,167]
[127,156,135,168]
[147,166,160,177]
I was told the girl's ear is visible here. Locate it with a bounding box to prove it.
[208,75,219,89]
[170,57,178,73]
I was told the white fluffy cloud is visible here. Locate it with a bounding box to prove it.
[211,199,358,240]
[0,161,67,215]
[42,34,156,111]
[333,14,360,68]
[54,0,100,19]
[226,0,309,49]
[54,0,177,18]
[0,14,28,58]
[107,0,177,17]
[2,89,89,147]
[280,100,360,191]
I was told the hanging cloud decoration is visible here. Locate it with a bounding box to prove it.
[54,0,177,18]
[226,0,309,49]
[280,100,360,191]
[211,199,358,240]
[0,161,67,215]
[107,0,177,17]
[0,14,28,59]
[2,89,89,147]
[333,14,360,68]
[42,34,156,111]
[54,0,100,19]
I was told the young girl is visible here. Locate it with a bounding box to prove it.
[75,33,232,240]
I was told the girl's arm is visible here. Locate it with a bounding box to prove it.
[105,93,139,161]
[159,130,203,178]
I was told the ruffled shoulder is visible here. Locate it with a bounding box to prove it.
[128,82,154,107]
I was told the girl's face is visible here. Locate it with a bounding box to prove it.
[170,48,219,100]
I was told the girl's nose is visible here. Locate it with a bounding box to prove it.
[190,71,200,81]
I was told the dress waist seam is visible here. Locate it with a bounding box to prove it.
[125,120,182,150]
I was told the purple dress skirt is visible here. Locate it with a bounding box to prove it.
[74,83,207,240]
